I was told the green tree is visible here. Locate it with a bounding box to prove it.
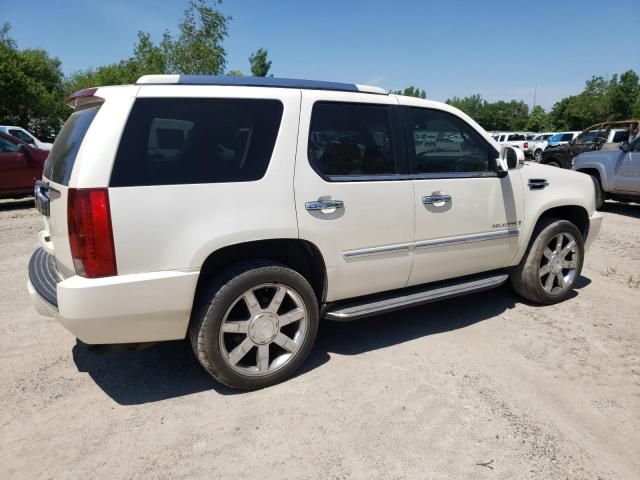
[525,105,549,131]
[608,70,640,120]
[249,48,272,77]
[161,0,230,74]
[226,70,245,76]
[0,23,66,140]
[392,86,426,98]
[65,0,231,93]
[446,94,487,125]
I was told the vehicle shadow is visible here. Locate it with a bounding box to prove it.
[0,198,35,212]
[601,201,640,219]
[73,278,591,405]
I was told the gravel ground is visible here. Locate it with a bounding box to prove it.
[1,198,639,479]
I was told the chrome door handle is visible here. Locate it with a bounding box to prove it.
[305,199,344,211]
[422,194,451,205]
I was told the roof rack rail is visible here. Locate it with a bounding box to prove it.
[135,75,387,95]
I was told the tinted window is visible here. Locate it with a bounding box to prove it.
[9,129,34,144]
[44,106,99,185]
[308,102,395,177]
[507,134,525,141]
[560,133,574,141]
[576,128,605,144]
[0,136,20,153]
[111,98,283,187]
[408,108,497,174]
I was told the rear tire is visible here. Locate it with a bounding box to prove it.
[510,219,584,305]
[189,261,319,390]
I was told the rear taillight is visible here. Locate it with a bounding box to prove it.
[524,142,529,149]
[67,188,117,278]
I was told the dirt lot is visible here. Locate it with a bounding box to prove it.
[1,199,639,479]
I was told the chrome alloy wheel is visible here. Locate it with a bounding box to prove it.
[539,232,579,295]
[219,283,308,376]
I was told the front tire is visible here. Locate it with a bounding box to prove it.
[510,219,584,305]
[189,261,319,390]
[534,149,543,162]
[589,174,605,210]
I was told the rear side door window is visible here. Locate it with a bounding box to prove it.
[307,102,397,179]
[111,98,284,187]
[406,108,497,175]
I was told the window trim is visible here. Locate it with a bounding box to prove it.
[402,106,501,179]
[306,101,407,183]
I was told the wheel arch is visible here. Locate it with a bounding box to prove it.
[194,239,327,304]
[574,164,608,189]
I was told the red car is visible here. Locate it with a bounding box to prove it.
[0,132,48,199]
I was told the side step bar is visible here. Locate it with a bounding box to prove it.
[324,273,509,321]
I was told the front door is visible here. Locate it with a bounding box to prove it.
[0,136,31,195]
[612,137,640,195]
[295,92,414,302]
[403,107,524,286]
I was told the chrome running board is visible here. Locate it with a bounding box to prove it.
[324,273,509,321]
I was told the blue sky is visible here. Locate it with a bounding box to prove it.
[4,0,639,109]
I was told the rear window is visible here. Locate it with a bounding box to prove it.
[43,106,100,185]
[110,98,283,187]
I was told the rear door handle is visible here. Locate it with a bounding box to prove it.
[422,194,451,205]
[305,199,344,211]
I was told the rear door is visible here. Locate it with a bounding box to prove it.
[404,106,524,286]
[295,92,414,301]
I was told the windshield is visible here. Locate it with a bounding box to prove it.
[43,106,100,185]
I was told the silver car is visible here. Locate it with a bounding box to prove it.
[573,135,640,209]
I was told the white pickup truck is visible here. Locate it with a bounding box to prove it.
[494,132,529,151]
[525,132,555,161]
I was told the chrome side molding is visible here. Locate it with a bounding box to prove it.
[528,178,549,190]
[415,229,519,250]
[343,243,412,259]
[324,273,509,321]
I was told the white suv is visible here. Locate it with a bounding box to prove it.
[28,75,603,390]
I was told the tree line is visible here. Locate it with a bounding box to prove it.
[445,71,640,132]
[1,0,639,141]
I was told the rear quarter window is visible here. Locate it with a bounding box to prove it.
[43,106,100,185]
[110,98,283,187]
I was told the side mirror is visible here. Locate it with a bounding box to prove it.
[18,144,32,158]
[619,141,630,152]
[498,146,525,172]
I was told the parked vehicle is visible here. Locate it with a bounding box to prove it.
[0,132,48,199]
[546,131,581,149]
[541,121,639,168]
[526,132,555,161]
[495,132,529,151]
[573,134,640,209]
[27,76,602,390]
[0,126,53,151]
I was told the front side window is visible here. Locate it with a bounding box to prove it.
[0,136,20,153]
[308,102,396,178]
[111,98,283,187]
[576,128,605,144]
[408,108,497,174]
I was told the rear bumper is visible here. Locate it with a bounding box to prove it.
[585,211,603,251]
[28,248,199,344]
